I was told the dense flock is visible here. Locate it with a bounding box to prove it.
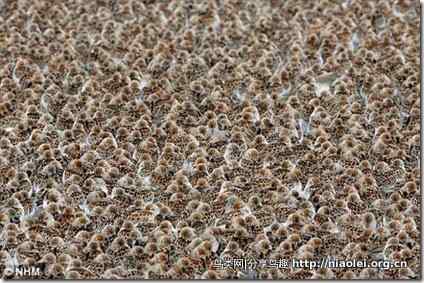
[0,0,420,279]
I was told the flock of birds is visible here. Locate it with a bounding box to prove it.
[0,0,420,279]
